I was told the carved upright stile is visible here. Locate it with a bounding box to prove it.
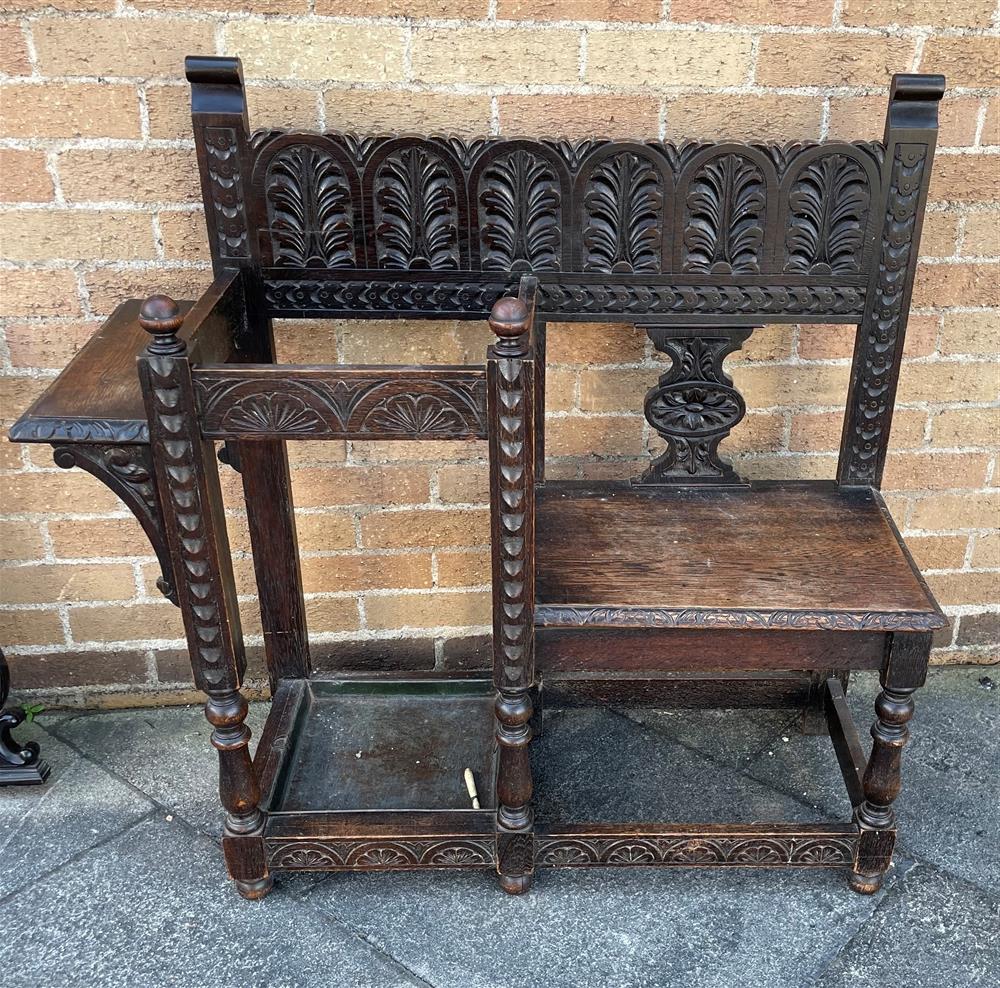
[137,295,270,900]
[488,280,537,893]
[838,75,943,487]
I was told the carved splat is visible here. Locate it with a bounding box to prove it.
[373,145,460,269]
[265,143,356,267]
[636,327,753,486]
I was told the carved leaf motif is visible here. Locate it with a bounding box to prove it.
[683,154,765,273]
[479,150,561,271]
[785,154,870,274]
[582,152,662,273]
[362,392,467,435]
[375,147,459,269]
[221,393,323,434]
[266,145,355,268]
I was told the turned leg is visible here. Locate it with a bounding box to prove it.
[206,689,272,900]
[496,689,535,894]
[850,632,929,894]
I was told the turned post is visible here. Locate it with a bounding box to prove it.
[138,295,271,900]
[850,631,930,894]
[488,282,537,894]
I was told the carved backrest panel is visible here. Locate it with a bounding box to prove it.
[187,60,942,487]
[240,132,884,321]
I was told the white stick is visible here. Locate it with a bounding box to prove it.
[463,767,480,809]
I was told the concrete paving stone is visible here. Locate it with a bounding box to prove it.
[617,706,800,769]
[746,668,1000,892]
[533,706,820,823]
[0,815,426,988]
[812,862,1000,988]
[0,719,153,898]
[50,703,268,838]
[305,864,886,988]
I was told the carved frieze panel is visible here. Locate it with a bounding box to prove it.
[476,146,564,272]
[246,132,885,315]
[371,143,462,270]
[194,368,488,440]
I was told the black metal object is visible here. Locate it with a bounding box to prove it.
[0,649,51,786]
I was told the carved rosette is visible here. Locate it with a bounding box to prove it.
[265,143,356,267]
[478,148,562,271]
[374,145,461,269]
[204,126,249,259]
[637,328,752,485]
[840,144,927,484]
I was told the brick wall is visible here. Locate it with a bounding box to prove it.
[1,1,997,704]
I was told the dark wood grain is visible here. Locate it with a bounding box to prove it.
[536,481,944,631]
[193,364,487,440]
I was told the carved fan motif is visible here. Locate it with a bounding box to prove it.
[374,147,460,269]
[362,392,468,435]
[265,144,355,267]
[479,149,561,271]
[221,393,323,435]
[785,153,871,274]
[582,152,662,273]
[683,154,765,273]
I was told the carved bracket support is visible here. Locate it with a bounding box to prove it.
[634,326,753,486]
[52,443,177,605]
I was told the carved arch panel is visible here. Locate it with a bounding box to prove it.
[470,141,571,273]
[675,146,778,275]
[251,135,364,268]
[362,139,468,271]
[575,144,671,274]
[778,145,881,277]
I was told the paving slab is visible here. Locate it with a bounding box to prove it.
[0,719,153,898]
[616,706,800,769]
[747,668,1000,892]
[533,707,820,823]
[0,815,427,988]
[305,863,885,988]
[812,862,1000,988]
[50,703,267,838]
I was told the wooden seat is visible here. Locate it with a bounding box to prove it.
[535,481,944,633]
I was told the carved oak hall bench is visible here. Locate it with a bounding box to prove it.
[10,57,947,899]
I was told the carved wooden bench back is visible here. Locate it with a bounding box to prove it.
[187,56,943,488]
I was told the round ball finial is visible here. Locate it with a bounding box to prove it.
[489,296,530,340]
[139,294,183,336]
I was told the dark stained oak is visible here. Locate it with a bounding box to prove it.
[5,58,947,901]
[535,482,945,632]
